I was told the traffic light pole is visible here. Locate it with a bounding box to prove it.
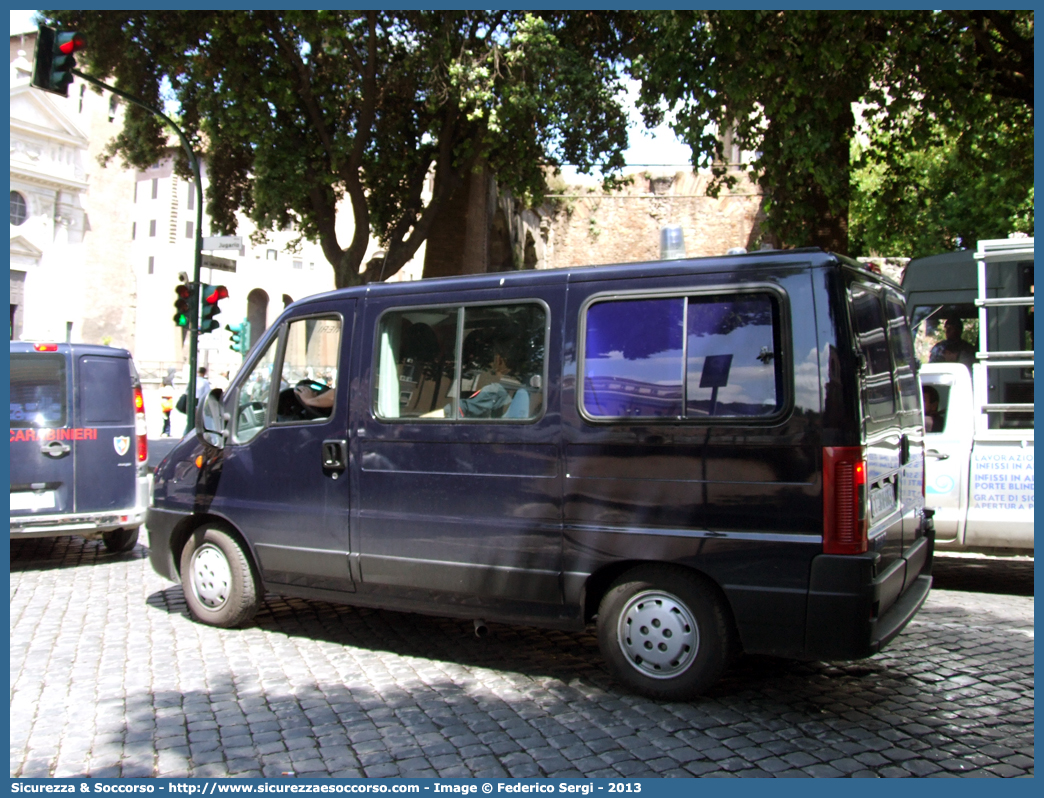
[71,68,204,428]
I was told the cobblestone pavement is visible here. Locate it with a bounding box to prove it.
[10,534,1033,779]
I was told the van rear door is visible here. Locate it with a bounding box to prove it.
[846,279,906,570]
[10,351,74,517]
[74,353,137,513]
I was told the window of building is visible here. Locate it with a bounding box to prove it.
[374,302,546,421]
[148,256,154,275]
[151,178,158,200]
[186,184,194,210]
[131,222,136,240]
[186,221,194,239]
[581,291,783,420]
[293,260,303,270]
[266,249,278,261]
[133,182,138,203]
[10,191,28,226]
[149,220,157,237]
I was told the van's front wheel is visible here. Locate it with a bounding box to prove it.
[597,566,732,700]
[180,526,260,628]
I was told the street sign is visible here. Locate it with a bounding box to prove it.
[202,254,237,273]
[202,235,243,251]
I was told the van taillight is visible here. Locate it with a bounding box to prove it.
[823,447,868,554]
[133,385,148,463]
[33,343,58,352]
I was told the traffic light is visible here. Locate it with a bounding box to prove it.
[31,27,86,97]
[173,282,194,328]
[199,284,228,333]
[226,320,251,356]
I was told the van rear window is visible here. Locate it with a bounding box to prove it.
[10,354,66,428]
[848,285,896,419]
[80,356,133,424]
[582,292,783,420]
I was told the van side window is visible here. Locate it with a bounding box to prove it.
[10,354,66,428]
[374,303,546,421]
[234,337,279,444]
[275,317,341,422]
[582,292,782,420]
[848,285,895,419]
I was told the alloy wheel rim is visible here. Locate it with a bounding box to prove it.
[189,543,232,610]
[617,590,699,679]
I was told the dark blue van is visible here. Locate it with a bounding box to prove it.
[148,250,934,699]
[10,342,149,553]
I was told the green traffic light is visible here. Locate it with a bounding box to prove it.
[174,283,193,328]
[225,319,250,355]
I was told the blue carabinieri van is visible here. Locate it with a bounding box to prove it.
[10,342,149,553]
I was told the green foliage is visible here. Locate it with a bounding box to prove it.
[43,10,630,286]
[629,10,1033,256]
[850,115,1034,257]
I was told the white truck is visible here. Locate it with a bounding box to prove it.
[903,237,1034,554]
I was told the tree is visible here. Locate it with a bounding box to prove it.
[629,10,1033,255]
[43,10,630,287]
[850,116,1034,257]
[851,11,1034,255]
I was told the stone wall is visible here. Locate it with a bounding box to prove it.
[542,170,769,269]
[422,168,770,278]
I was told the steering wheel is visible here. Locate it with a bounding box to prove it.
[277,379,332,421]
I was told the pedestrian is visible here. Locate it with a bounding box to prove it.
[160,385,175,437]
[196,366,211,401]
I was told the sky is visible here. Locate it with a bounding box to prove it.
[10,9,692,174]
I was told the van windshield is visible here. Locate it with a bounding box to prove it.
[910,303,978,366]
[10,354,67,428]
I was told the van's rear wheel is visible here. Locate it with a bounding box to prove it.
[180,526,260,628]
[102,527,139,553]
[597,565,732,700]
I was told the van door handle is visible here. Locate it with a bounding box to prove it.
[926,449,950,461]
[41,440,72,458]
[321,439,347,472]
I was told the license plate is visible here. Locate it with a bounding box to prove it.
[870,483,897,518]
[10,491,56,511]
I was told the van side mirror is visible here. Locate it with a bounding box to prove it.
[195,388,229,449]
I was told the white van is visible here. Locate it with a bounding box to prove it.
[904,238,1034,554]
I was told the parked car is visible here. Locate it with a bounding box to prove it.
[149,249,934,699]
[10,342,149,553]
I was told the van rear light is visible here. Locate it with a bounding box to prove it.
[133,384,148,463]
[33,343,58,352]
[823,446,868,554]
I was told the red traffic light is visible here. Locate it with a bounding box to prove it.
[56,32,86,55]
[202,285,228,305]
